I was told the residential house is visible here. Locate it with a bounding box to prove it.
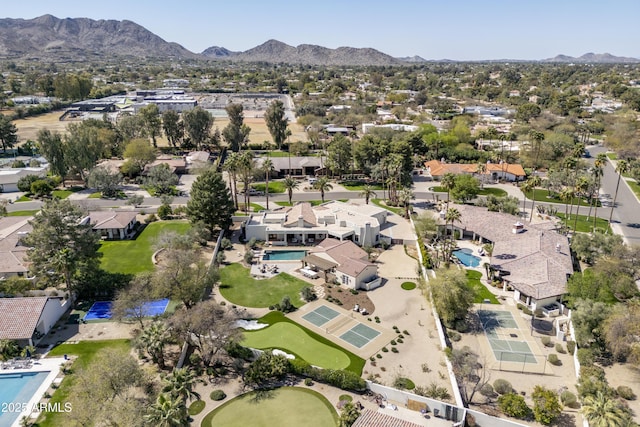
[424,159,526,182]
[443,204,573,311]
[84,210,138,240]
[255,156,324,178]
[0,166,48,193]
[303,238,381,290]
[244,201,387,247]
[0,216,33,280]
[0,297,69,347]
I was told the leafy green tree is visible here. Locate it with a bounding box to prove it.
[183,107,214,151]
[162,110,184,148]
[111,272,156,329]
[222,103,251,152]
[23,199,100,292]
[428,266,475,327]
[326,134,353,177]
[117,113,146,142]
[531,385,562,425]
[283,176,299,205]
[244,351,290,389]
[451,174,480,202]
[87,165,122,198]
[187,169,235,233]
[571,299,612,349]
[30,179,54,197]
[0,114,18,153]
[603,300,640,365]
[339,402,361,427]
[145,163,179,195]
[64,120,116,181]
[313,176,333,203]
[145,393,188,427]
[38,130,68,185]
[498,393,531,419]
[265,100,288,149]
[154,248,213,309]
[123,139,157,173]
[139,103,162,147]
[125,194,145,207]
[516,103,542,122]
[448,345,490,404]
[17,174,41,193]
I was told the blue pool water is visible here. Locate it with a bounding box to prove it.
[262,250,307,261]
[453,248,482,267]
[0,371,50,427]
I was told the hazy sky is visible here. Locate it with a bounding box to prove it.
[3,0,640,60]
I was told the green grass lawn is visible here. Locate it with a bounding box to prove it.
[98,220,191,274]
[243,323,351,370]
[627,180,640,199]
[606,153,617,160]
[201,387,338,427]
[523,188,596,207]
[7,210,39,216]
[219,264,307,308]
[275,199,347,207]
[237,202,265,212]
[556,213,611,234]
[39,340,131,427]
[466,270,499,304]
[88,192,102,198]
[16,195,32,202]
[52,190,74,199]
[371,198,404,216]
[252,181,286,193]
[478,188,507,197]
[342,184,384,191]
[430,186,447,193]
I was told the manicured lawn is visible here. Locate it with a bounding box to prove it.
[252,181,286,193]
[237,202,265,212]
[466,270,499,304]
[606,153,617,160]
[342,184,384,191]
[52,190,74,199]
[98,220,191,274]
[275,199,347,207]
[556,213,611,234]
[16,195,32,202]
[478,188,507,197]
[7,210,39,216]
[201,387,338,427]
[371,198,404,216]
[219,264,307,308]
[401,281,417,290]
[627,180,640,199]
[430,186,447,193]
[88,192,102,198]
[523,188,597,207]
[39,340,131,427]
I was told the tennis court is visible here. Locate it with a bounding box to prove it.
[478,309,537,364]
[339,323,381,349]
[301,304,340,327]
[84,299,170,320]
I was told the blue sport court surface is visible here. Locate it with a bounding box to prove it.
[478,309,537,364]
[84,299,170,320]
[302,304,340,327]
[339,323,381,349]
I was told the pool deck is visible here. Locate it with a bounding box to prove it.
[0,357,66,427]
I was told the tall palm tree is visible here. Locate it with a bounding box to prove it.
[608,159,629,233]
[283,176,299,206]
[476,163,487,188]
[592,153,607,232]
[359,185,377,205]
[441,173,456,205]
[261,158,274,210]
[145,393,188,427]
[223,152,240,210]
[238,151,256,214]
[559,187,574,231]
[0,339,19,361]
[520,179,534,219]
[162,368,199,403]
[444,207,462,262]
[136,321,170,369]
[581,391,630,427]
[526,176,542,222]
[313,176,333,203]
[574,176,590,231]
[398,187,414,218]
[529,130,545,170]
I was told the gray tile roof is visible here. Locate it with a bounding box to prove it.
[0,297,48,340]
[88,211,138,230]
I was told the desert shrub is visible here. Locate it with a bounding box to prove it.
[522,307,533,315]
[393,377,416,390]
[448,331,461,342]
[498,393,531,419]
[454,320,469,333]
[548,354,561,365]
[577,348,596,366]
[494,379,513,395]
[381,347,388,352]
[540,336,552,347]
[210,390,226,401]
[391,347,399,353]
[157,203,172,220]
[188,400,205,415]
[304,378,313,386]
[555,343,566,354]
[220,238,232,250]
[390,340,397,345]
[617,386,636,400]
[560,391,577,407]
[338,394,352,402]
[480,383,496,397]
[566,341,576,355]
[146,213,158,223]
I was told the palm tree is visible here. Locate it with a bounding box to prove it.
[359,185,377,205]
[529,130,545,170]
[283,176,299,206]
[261,158,274,210]
[162,368,199,403]
[581,391,630,427]
[398,187,414,218]
[574,176,590,231]
[238,151,256,214]
[313,176,333,203]
[559,187,574,230]
[476,163,487,188]
[441,173,456,205]
[0,339,19,361]
[607,159,629,233]
[592,153,607,232]
[520,179,534,219]
[223,152,240,210]
[136,321,170,369]
[145,393,188,427]
[445,207,462,239]
[526,176,542,222]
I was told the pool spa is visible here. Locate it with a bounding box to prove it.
[262,250,307,261]
[452,248,482,267]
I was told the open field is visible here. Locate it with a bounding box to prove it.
[13,111,69,142]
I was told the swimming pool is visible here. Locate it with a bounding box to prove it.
[262,250,307,261]
[453,248,481,267]
[0,371,50,427]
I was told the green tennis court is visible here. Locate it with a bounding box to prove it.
[478,309,537,364]
[302,305,340,327]
[339,323,381,349]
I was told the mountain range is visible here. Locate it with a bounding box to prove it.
[0,15,638,65]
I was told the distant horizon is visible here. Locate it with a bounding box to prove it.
[2,0,640,61]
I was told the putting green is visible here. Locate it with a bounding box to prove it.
[242,322,351,370]
[200,387,338,427]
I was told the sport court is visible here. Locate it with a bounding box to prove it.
[301,304,340,327]
[84,299,170,321]
[478,309,537,364]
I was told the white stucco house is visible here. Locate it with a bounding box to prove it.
[243,201,387,247]
[83,210,138,240]
[0,297,69,347]
[0,166,48,193]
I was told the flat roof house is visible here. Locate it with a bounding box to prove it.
[244,201,387,247]
[255,156,324,178]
